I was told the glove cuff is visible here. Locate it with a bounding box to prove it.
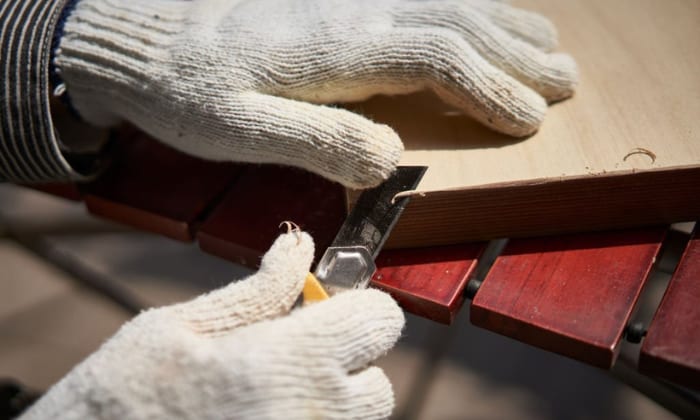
[55,0,186,126]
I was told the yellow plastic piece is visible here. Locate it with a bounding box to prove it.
[303,273,329,304]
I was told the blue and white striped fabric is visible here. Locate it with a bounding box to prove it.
[0,0,99,183]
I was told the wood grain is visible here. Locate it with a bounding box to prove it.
[46,0,700,248]
[347,0,700,247]
[386,166,700,248]
[372,243,485,324]
[83,131,241,242]
[639,233,700,389]
[470,228,665,368]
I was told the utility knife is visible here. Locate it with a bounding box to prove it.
[302,166,427,303]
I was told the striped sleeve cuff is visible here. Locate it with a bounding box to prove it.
[0,0,104,183]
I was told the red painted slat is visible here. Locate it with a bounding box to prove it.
[197,165,487,322]
[23,182,82,201]
[373,243,485,324]
[82,131,241,241]
[640,232,700,389]
[197,165,346,268]
[471,229,666,368]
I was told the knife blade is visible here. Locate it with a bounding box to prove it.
[303,166,426,302]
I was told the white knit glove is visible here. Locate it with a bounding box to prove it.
[22,233,404,419]
[56,0,577,188]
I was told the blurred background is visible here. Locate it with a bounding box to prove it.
[0,183,678,419]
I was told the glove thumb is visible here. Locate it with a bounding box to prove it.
[174,232,314,336]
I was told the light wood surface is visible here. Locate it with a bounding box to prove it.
[348,0,700,247]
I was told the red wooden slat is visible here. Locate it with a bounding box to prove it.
[82,131,241,241]
[640,232,700,389]
[373,243,485,324]
[471,228,666,368]
[198,164,489,321]
[22,183,82,201]
[197,165,346,268]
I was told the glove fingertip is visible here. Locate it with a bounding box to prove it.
[344,366,396,419]
[260,231,315,291]
[543,53,579,102]
[362,288,406,336]
[491,82,547,138]
[338,121,403,189]
[263,232,315,268]
[339,289,406,342]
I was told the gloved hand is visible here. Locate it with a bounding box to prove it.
[22,233,404,419]
[55,0,576,188]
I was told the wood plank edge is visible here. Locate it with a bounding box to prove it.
[389,165,700,248]
[638,352,700,390]
[18,182,83,201]
[469,304,618,369]
[639,231,700,389]
[371,281,455,324]
[84,195,193,242]
[196,230,262,269]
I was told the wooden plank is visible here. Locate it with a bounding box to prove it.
[46,0,700,249]
[372,243,485,324]
[471,229,665,368]
[386,166,700,248]
[640,233,700,389]
[22,183,82,201]
[346,0,700,247]
[198,165,486,321]
[83,131,241,242]
[197,165,346,268]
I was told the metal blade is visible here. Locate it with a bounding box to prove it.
[314,166,426,293]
